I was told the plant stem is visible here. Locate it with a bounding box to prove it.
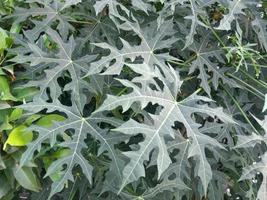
[68,19,94,24]
[168,54,196,68]
[220,83,259,134]
[226,73,265,99]
[116,87,128,96]
[200,15,226,48]
[239,68,267,90]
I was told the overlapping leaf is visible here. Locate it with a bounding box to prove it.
[18,99,125,198]
[1,0,266,199]
[237,97,267,200]
[95,64,234,194]
[87,17,179,84]
[11,28,96,111]
[188,32,238,95]
[251,8,267,52]
[216,0,249,31]
[6,0,81,41]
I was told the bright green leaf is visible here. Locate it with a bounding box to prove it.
[43,149,71,182]
[3,125,33,150]
[25,114,42,126]
[36,114,65,128]
[9,108,23,121]
[0,28,9,53]
[0,76,17,101]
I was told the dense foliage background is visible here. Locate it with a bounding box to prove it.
[0,0,267,199]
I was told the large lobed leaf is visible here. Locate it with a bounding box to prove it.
[95,64,234,194]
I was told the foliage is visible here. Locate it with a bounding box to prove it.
[0,0,267,199]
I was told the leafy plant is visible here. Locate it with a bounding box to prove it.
[0,0,267,199]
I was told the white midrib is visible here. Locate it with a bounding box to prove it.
[178,106,209,192]
[20,119,81,167]
[51,120,86,196]
[84,120,123,180]
[118,103,176,193]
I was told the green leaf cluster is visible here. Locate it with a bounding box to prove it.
[0,0,267,199]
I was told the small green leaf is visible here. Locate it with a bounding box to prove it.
[36,114,65,128]
[3,125,33,150]
[43,149,71,182]
[10,22,21,34]
[0,28,10,53]
[53,148,71,159]
[0,76,17,101]
[25,114,42,126]
[13,87,39,102]
[12,165,41,192]
[9,108,23,121]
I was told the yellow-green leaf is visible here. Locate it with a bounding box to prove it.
[24,114,42,126]
[0,76,17,101]
[3,125,33,150]
[0,28,9,53]
[43,149,71,182]
[9,108,23,121]
[10,22,21,34]
[36,114,65,128]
